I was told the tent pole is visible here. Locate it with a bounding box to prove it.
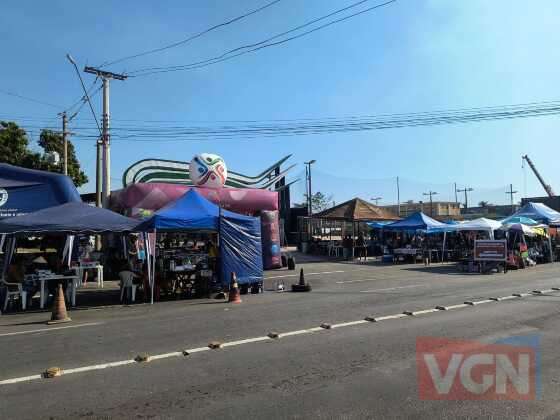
[548,228,554,263]
[352,221,355,260]
[151,229,156,305]
[442,231,446,263]
[0,234,5,253]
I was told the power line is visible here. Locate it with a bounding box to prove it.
[64,101,560,142]
[6,98,560,125]
[0,88,62,109]
[128,0,397,77]
[100,0,284,69]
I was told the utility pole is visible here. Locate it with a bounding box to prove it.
[454,182,458,204]
[371,197,382,205]
[396,176,400,217]
[456,187,474,210]
[423,190,438,216]
[506,184,518,214]
[61,112,68,175]
[96,140,102,208]
[304,160,316,215]
[84,67,127,208]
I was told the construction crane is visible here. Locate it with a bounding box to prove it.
[522,155,555,197]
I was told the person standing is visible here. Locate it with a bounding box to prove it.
[356,233,367,262]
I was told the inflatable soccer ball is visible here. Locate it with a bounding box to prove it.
[189,153,228,188]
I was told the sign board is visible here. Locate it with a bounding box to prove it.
[474,240,507,261]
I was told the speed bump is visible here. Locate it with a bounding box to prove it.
[135,354,151,363]
[43,367,62,378]
[208,342,222,349]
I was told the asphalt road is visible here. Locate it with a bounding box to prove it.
[2,257,560,419]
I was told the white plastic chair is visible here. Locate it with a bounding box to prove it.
[119,271,137,303]
[2,279,27,311]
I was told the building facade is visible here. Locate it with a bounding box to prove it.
[381,201,461,218]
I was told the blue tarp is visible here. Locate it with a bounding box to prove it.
[509,202,560,226]
[366,221,393,229]
[383,212,447,232]
[0,202,141,234]
[137,189,263,285]
[0,164,81,218]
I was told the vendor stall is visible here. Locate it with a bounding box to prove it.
[136,189,263,302]
[0,202,143,312]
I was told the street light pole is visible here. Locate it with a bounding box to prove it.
[61,112,68,175]
[506,184,518,214]
[304,160,316,215]
[423,190,438,216]
[456,187,474,210]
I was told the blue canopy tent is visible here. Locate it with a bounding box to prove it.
[0,202,141,235]
[507,202,560,263]
[383,212,450,263]
[383,212,447,232]
[137,189,263,301]
[0,202,146,312]
[508,202,560,226]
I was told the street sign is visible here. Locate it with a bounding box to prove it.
[474,240,507,261]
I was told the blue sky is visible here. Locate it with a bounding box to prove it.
[1,0,559,205]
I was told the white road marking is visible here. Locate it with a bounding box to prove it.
[267,270,345,279]
[331,320,369,328]
[464,299,494,305]
[404,308,440,316]
[149,352,183,361]
[497,295,518,301]
[0,374,42,385]
[64,360,136,374]
[367,313,408,322]
[436,303,469,310]
[359,284,424,293]
[221,336,270,347]
[0,322,102,337]
[2,283,559,386]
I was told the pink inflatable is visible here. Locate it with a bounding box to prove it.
[111,183,278,217]
[110,183,282,269]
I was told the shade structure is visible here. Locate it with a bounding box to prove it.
[446,218,503,236]
[137,189,263,286]
[383,212,447,232]
[0,202,141,235]
[500,216,540,226]
[313,198,399,221]
[366,221,394,229]
[500,223,547,237]
[509,202,560,226]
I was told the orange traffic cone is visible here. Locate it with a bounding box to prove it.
[228,272,242,304]
[47,284,71,324]
[292,268,311,292]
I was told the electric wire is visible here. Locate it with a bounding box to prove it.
[128,0,397,77]
[0,88,62,109]
[100,0,283,69]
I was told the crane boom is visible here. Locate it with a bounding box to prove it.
[522,155,555,197]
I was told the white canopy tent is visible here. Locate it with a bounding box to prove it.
[446,218,503,239]
[439,218,503,263]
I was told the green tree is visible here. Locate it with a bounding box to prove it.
[0,121,88,187]
[0,121,31,164]
[38,129,88,187]
[295,191,334,213]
